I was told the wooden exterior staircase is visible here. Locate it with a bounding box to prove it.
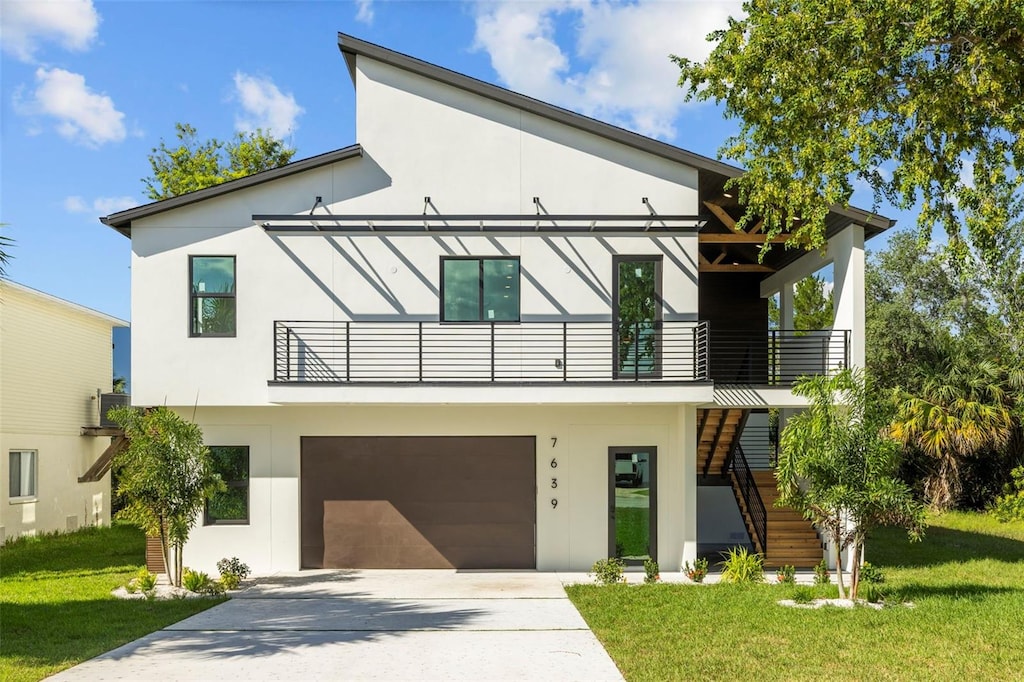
[697,408,822,568]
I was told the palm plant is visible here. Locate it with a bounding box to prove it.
[891,358,1019,510]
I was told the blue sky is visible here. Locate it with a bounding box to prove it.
[1,0,910,324]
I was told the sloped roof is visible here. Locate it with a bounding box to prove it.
[1,280,128,327]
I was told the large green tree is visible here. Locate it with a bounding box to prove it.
[675,1,1024,263]
[109,406,223,586]
[144,123,296,200]
[777,369,925,599]
[768,274,834,331]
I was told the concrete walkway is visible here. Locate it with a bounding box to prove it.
[49,571,624,682]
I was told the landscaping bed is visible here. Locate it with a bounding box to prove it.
[567,512,1024,681]
[0,524,224,682]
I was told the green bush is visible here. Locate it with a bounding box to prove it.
[860,561,885,584]
[813,559,831,586]
[776,564,796,584]
[125,567,158,596]
[991,466,1024,522]
[216,556,251,590]
[181,568,223,595]
[718,546,764,584]
[683,557,708,583]
[863,582,885,604]
[591,557,625,585]
[790,585,816,604]
[643,557,660,584]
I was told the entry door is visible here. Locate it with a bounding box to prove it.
[613,256,662,378]
[608,446,657,563]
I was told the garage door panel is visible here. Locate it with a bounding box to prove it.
[301,436,536,569]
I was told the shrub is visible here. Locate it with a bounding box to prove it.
[791,585,815,604]
[683,557,708,583]
[813,559,831,586]
[643,557,660,584]
[181,568,223,595]
[718,546,764,584]
[125,567,158,596]
[863,582,885,604]
[776,564,796,584]
[591,557,625,585]
[216,556,251,590]
[991,466,1024,522]
[860,562,885,584]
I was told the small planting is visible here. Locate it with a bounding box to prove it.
[813,558,831,586]
[991,466,1024,522]
[862,582,885,604]
[683,557,708,583]
[643,557,660,584]
[776,564,796,584]
[718,546,764,584]
[859,561,885,584]
[125,567,158,598]
[790,585,816,604]
[216,556,251,590]
[181,568,224,595]
[591,557,626,585]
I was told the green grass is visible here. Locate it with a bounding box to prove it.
[0,525,224,682]
[568,512,1024,681]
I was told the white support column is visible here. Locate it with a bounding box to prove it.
[779,281,795,331]
[830,224,866,371]
[679,404,698,570]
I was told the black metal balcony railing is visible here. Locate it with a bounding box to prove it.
[273,320,710,384]
[709,329,850,385]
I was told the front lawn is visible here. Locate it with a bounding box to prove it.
[567,512,1024,681]
[0,525,223,682]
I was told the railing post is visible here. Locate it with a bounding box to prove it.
[770,329,777,385]
[691,323,697,381]
[562,321,568,382]
[285,325,292,382]
[491,322,496,382]
[418,322,423,382]
[345,321,351,382]
[844,329,851,370]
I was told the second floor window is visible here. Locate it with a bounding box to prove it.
[190,256,236,337]
[441,257,520,322]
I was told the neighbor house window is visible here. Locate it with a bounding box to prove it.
[441,257,520,322]
[9,450,37,499]
[190,256,236,337]
[205,446,249,524]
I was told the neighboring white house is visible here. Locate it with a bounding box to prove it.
[101,34,891,574]
[0,280,128,543]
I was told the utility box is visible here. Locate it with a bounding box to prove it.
[99,393,130,427]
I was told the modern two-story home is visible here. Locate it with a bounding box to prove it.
[102,34,890,575]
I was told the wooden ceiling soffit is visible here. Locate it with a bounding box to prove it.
[700,263,776,272]
[702,201,737,230]
[699,233,792,244]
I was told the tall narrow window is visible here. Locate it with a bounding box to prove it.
[205,446,249,525]
[9,450,37,499]
[190,256,236,337]
[441,257,520,322]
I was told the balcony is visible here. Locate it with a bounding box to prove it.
[272,320,710,385]
[708,329,850,385]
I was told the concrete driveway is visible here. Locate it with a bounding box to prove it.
[49,571,624,681]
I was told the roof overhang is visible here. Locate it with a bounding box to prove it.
[100,145,364,237]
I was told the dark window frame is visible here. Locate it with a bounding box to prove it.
[204,445,249,525]
[611,254,664,379]
[608,446,658,565]
[439,256,521,323]
[189,255,237,338]
[8,449,37,500]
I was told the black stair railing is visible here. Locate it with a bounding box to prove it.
[732,443,768,556]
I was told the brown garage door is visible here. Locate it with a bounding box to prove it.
[301,436,536,569]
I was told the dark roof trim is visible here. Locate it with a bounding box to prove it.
[101,144,364,236]
[337,33,894,234]
[337,33,744,178]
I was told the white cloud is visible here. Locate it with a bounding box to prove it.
[17,67,126,147]
[355,0,373,24]
[232,72,304,136]
[64,195,137,215]
[472,0,743,140]
[0,0,100,62]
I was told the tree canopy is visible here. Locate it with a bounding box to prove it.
[768,274,833,331]
[675,1,1024,263]
[144,123,296,200]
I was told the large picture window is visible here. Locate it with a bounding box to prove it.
[205,446,249,525]
[190,256,236,337]
[9,450,37,499]
[441,257,520,322]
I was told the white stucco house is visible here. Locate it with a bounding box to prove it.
[0,280,128,543]
[101,34,891,574]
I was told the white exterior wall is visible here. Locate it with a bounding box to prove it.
[0,283,119,541]
[182,404,695,575]
[129,57,700,407]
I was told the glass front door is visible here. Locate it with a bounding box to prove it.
[613,256,662,378]
[609,447,657,563]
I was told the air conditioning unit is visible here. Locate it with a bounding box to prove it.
[99,393,130,427]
